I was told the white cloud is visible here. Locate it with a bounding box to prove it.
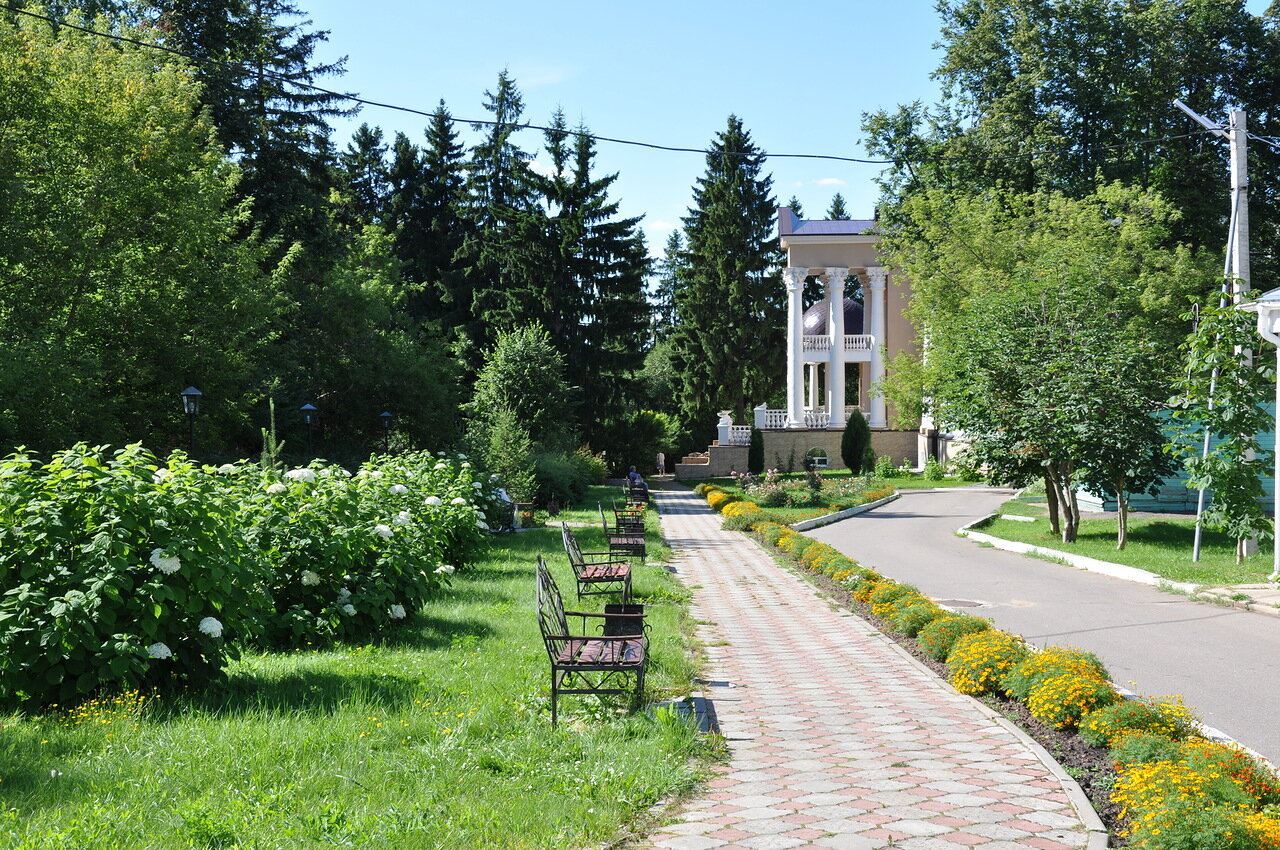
[814,177,847,187]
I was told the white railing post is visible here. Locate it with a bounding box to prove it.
[717,411,733,446]
[753,403,767,430]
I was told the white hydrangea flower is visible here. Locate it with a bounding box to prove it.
[149,548,181,575]
[388,604,407,619]
[424,496,442,507]
[284,468,316,483]
[266,482,288,495]
[341,604,357,617]
[436,451,445,457]
[217,463,239,475]
[373,524,393,539]
[335,468,352,478]
[450,497,468,506]
[389,484,409,495]
[152,468,171,484]
[371,470,384,478]
[337,587,352,603]
[355,469,371,478]
[147,642,173,660]
[476,519,489,531]
[489,474,500,482]
[198,617,223,638]
[433,462,447,471]
[434,564,456,575]
[458,454,467,460]
[460,462,471,469]
[301,570,321,586]
[472,481,483,489]
[393,511,412,526]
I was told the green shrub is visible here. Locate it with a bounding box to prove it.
[0,445,263,706]
[534,450,589,505]
[947,630,1030,695]
[570,447,608,485]
[885,601,947,637]
[722,509,765,531]
[755,484,788,507]
[748,428,764,474]
[1002,646,1110,701]
[757,523,789,545]
[842,409,871,472]
[917,614,991,661]
[923,455,945,481]
[1026,672,1118,728]
[873,454,899,479]
[868,582,923,618]
[1080,696,1200,748]
[1111,732,1183,765]
[776,533,814,557]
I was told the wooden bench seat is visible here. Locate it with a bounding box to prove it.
[561,522,632,601]
[536,556,647,726]
[599,504,646,561]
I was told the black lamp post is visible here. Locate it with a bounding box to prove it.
[379,410,393,454]
[180,386,202,455]
[300,403,317,457]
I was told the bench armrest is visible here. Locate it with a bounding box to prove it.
[564,610,643,619]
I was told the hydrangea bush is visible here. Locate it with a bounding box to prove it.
[0,445,263,705]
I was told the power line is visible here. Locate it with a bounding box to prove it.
[2,3,1217,169]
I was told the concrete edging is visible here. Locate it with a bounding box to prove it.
[788,492,900,532]
[957,514,1201,595]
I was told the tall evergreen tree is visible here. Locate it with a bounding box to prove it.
[826,192,850,220]
[671,115,783,445]
[336,123,389,226]
[652,230,684,336]
[785,195,804,218]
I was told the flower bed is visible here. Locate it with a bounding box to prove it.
[695,478,895,530]
[725,504,1280,848]
[0,444,494,708]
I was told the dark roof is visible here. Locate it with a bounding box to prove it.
[803,296,865,335]
[778,206,877,237]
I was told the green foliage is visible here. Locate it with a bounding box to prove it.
[874,455,900,479]
[885,601,947,637]
[1080,696,1200,748]
[946,630,1030,695]
[482,408,537,503]
[748,427,764,474]
[916,614,990,661]
[0,445,262,705]
[923,456,945,481]
[841,409,871,473]
[1170,298,1276,555]
[1111,732,1184,765]
[466,325,575,450]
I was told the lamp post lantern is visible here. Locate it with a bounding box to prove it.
[300,403,317,457]
[180,386,202,455]
[1239,287,1280,581]
[379,411,393,454]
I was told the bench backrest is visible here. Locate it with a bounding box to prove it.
[535,555,569,661]
[560,522,585,578]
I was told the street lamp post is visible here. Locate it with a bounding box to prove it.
[379,411,393,454]
[300,403,317,457]
[1239,287,1280,582]
[180,386,202,456]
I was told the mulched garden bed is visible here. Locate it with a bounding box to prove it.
[799,563,1127,845]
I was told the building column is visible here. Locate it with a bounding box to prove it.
[807,363,819,410]
[867,266,888,428]
[825,267,848,427]
[783,267,807,427]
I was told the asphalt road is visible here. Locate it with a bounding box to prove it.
[807,487,1280,763]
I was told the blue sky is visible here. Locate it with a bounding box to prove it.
[303,0,1268,257]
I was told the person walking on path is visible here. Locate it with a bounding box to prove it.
[644,488,1102,850]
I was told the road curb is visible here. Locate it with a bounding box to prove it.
[957,514,1201,595]
[789,492,900,531]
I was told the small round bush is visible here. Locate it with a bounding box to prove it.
[706,490,739,512]
[757,523,788,545]
[1079,695,1200,748]
[853,577,888,603]
[777,533,814,557]
[885,601,947,637]
[1110,731,1184,765]
[1179,739,1280,807]
[721,500,760,518]
[947,630,1031,695]
[754,484,788,507]
[721,510,765,531]
[800,542,842,573]
[1002,646,1110,701]
[1026,672,1119,728]
[917,614,991,661]
[694,483,716,496]
[869,583,924,619]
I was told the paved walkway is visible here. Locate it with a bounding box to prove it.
[645,489,1102,850]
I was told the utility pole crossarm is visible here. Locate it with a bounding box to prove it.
[1174,99,1228,138]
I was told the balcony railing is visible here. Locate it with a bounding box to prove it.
[726,425,751,445]
[801,334,875,353]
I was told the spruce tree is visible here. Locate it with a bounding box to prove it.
[785,195,804,218]
[826,192,850,220]
[652,230,684,336]
[337,123,390,226]
[671,115,783,445]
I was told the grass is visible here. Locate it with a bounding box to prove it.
[980,499,1274,586]
[0,519,709,849]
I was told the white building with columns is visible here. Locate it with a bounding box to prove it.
[679,208,921,477]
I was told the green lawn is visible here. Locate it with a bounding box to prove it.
[979,500,1274,586]
[0,521,708,849]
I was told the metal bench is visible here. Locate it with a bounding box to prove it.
[561,522,632,601]
[599,504,646,562]
[536,556,646,726]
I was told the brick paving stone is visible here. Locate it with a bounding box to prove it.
[638,490,1096,850]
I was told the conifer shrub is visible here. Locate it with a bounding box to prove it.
[1080,696,1200,748]
[1002,646,1110,701]
[885,600,947,637]
[841,409,871,472]
[748,428,764,474]
[1026,672,1119,728]
[917,614,991,661]
[947,630,1031,695]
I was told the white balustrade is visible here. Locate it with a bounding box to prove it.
[803,411,831,428]
[762,409,789,430]
[802,334,832,351]
[727,425,751,445]
[843,335,875,352]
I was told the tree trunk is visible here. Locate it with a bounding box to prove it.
[1116,483,1129,550]
[1042,470,1061,536]
[1054,461,1079,544]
